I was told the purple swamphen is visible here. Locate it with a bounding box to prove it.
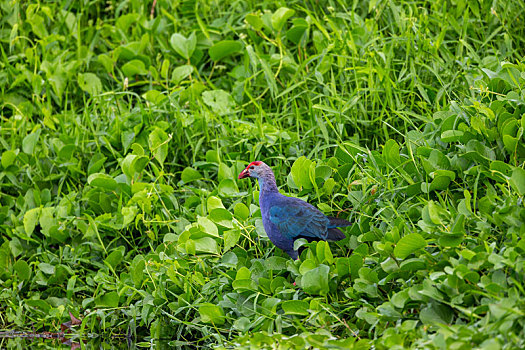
[238,161,351,259]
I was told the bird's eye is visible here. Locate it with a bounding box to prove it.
[250,166,254,170]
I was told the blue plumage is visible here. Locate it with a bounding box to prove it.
[238,161,351,259]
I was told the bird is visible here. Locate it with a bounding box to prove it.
[238,161,351,259]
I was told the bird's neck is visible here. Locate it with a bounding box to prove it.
[257,174,278,194]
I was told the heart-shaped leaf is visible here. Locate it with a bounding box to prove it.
[170,32,196,59]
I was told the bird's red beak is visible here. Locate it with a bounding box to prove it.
[238,168,250,179]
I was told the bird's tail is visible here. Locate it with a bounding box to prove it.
[327,216,352,228]
[327,228,346,241]
[326,216,351,241]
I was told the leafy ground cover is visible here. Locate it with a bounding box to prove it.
[1,0,525,348]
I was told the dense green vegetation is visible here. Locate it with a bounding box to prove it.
[1,0,525,348]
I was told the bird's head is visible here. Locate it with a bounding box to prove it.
[238,161,267,180]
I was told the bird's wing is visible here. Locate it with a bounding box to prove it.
[269,201,329,241]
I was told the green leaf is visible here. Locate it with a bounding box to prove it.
[438,233,464,247]
[427,200,447,225]
[224,229,240,252]
[233,203,250,220]
[160,59,170,79]
[194,237,219,254]
[391,290,409,309]
[451,214,465,234]
[143,90,167,105]
[265,256,288,271]
[291,156,313,189]
[394,233,427,259]
[293,238,309,251]
[236,266,251,280]
[209,208,233,228]
[428,175,451,191]
[171,65,194,84]
[121,59,147,76]
[199,303,225,326]
[315,165,332,181]
[218,179,239,197]
[510,167,525,196]
[22,129,41,155]
[356,307,378,324]
[116,13,140,32]
[131,143,145,156]
[0,243,9,275]
[282,300,309,315]
[286,19,308,45]
[202,90,235,116]
[98,54,114,73]
[301,264,330,296]
[259,57,277,96]
[464,139,496,162]
[209,40,243,61]
[336,257,352,279]
[420,303,453,325]
[39,207,56,238]
[58,144,76,160]
[170,32,196,59]
[467,0,480,17]
[24,208,41,236]
[383,139,401,166]
[148,128,170,166]
[88,173,117,191]
[232,278,258,291]
[95,291,119,308]
[181,167,202,183]
[316,241,333,265]
[14,260,30,280]
[233,317,251,332]
[271,7,295,32]
[218,163,232,181]
[121,154,137,179]
[377,302,402,320]
[130,255,145,288]
[25,299,51,313]
[78,73,102,95]
[503,134,519,153]
[88,153,107,175]
[245,13,263,31]
[38,262,55,275]
[194,217,219,238]
[104,248,124,269]
[207,196,225,210]
[299,258,317,274]
[440,130,464,143]
[433,169,456,181]
[1,150,17,168]
[121,154,149,179]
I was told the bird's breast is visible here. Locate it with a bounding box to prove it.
[260,203,292,251]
